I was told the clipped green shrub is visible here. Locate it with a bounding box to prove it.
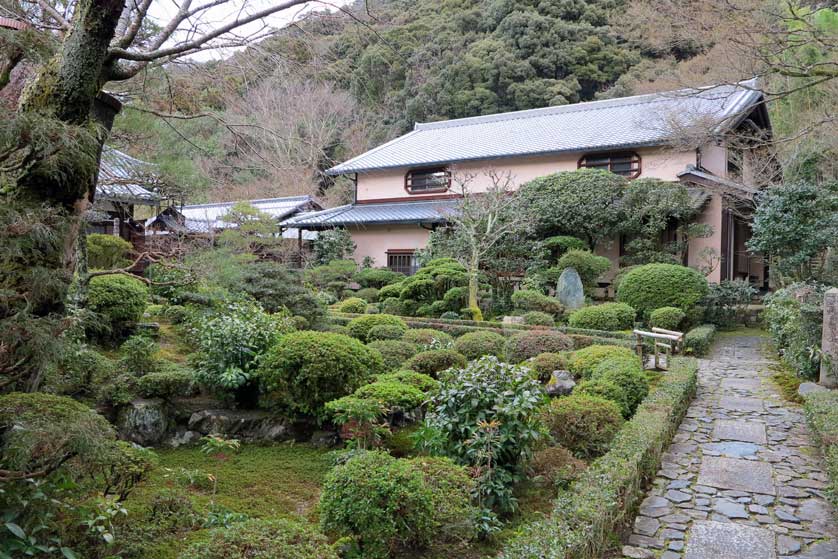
[402,328,453,348]
[163,304,189,324]
[118,334,159,375]
[366,304,380,314]
[523,311,556,327]
[568,302,636,331]
[137,364,197,400]
[404,349,467,377]
[684,324,717,356]
[45,345,115,396]
[339,297,368,314]
[354,380,426,411]
[367,324,406,341]
[511,289,564,316]
[803,390,838,509]
[87,233,132,269]
[616,263,708,318]
[542,235,588,260]
[500,358,699,559]
[440,311,460,320]
[376,370,438,393]
[567,344,640,379]
[380,297,404,315]
[354,267,405,289]
[347,314,408,343]
[505,330,573,363]
[354,287,380,303]
[320,451,475,559]
[453,330,506,360]
[649,306,686,330]
[555,249,611,290]
[378,283,404,300]
[88,274,148,337]
[528,446,587,488]
[178,517,338,559]
[366,340,419,371]
[259,331,383,416]
[591,357,649,417]
[575,378,631,418]
[525,352,568,381]
[541,394,623,459]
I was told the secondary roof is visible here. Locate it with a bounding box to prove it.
[282,199,459,229]
[328,80,763,175]
[97,146,162,205]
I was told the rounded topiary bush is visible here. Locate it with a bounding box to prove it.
[319,451,475,559]
[137,364,197,400]
[528,446,587,488]
[380,297,404,316]
[525,352,568,381]
[453,330,506,360]
[366,340,419,371]
[402,328,453,348]
[567,302,636,331]
[566,344,640,379]
[347,314,408,343]
[178,517,338,559]
[523,311,556,327]
[258,331,383,416]
[339,297,368,314]
[376,370,438,393]
[88,274,149,336]
[367,324,406,341]
[505,330,573,363]
[541,394,624,459]
[354,380,426,411]
[440,311,460,320]
[616,263,708,318]
[649,306,686,330]
[404,349,467,377]
[86,233,132,269]
[510,289,564,316]
[355,287,380,303]
[591,358,649,417]
[574,378,631,418]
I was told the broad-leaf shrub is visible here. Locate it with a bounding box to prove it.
[402,328,453,348]
[319,451,475,559]
[803,390,838,508]
[616,263,708,318]
[525,352,568,381]
[421,357,547,512]
[86,233,132,269]
[505,330,573,363]
[367,340,418,371]
[44,345,115,396]
[528,446,587,488]
[178,517,338,559]
[542,235,588,261]
[649,306,686,330]
[567,344,640,379]
[367,324,406,341]
[145,263,195,304]
[355,287,380,303]
[339,297,368,313]
[88,275,148,338]
[118,334,160,375]
[347,314,407,343]
[568,302,636,331]
[701,279,756,328]
[523,310,555,327]
[764,281,828,377]
[511,289,564,316]
[541,394,623,459]
[453,330,506,360]
[403,349,467,377]
[192,302,292,398]
[259,331,383,417]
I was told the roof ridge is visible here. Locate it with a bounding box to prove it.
[183,195,311,210]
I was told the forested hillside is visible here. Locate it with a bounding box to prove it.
[108,0,836,203]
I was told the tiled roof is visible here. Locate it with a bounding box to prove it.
[177,195,319,227]
[677,165,760,200]
[328,80,763,175]
[282,199,459,228]
[96,146,162,204]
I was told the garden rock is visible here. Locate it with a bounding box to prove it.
[117,398,170,446]
[187,409,292,442]
[557,267,585,310]
[167,429,201,448]
[798,382,828,398]
[310,429,340,448]
[546,370,576,396]
[503,315,525,325]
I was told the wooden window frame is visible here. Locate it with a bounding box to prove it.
[404,167,451,195]
[386,249,419,276]
[577,151,642,179]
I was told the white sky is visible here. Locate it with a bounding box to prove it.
[146,1,349,61]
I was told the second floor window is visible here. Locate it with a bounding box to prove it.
[578,152,641,178]
[405,167,451,194]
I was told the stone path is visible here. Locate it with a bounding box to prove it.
[623,335,838,559]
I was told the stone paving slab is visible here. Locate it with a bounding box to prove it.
[684,520,776,559]
[622,335,837,559]
[697,456,775,494]
[713,419,767,444]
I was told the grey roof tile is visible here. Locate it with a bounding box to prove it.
[328,80,763,175]
[282,199,459,228]
[96,146,162,204]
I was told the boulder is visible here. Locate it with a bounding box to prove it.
[546,370,576,397]
[557,267,585,310]
[117,398,170,446]
[167,429,202,448]
[187,409,292,442]
[503,315,525,325]
[799,382,829,398]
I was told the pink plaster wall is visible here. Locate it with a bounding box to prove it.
[350,224,431,267]
[687,194,723,283]
[356,147,698,201]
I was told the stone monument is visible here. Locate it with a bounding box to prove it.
[557,267,585,310]
[819,287,838,388]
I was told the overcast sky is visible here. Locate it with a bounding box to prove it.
[146,1,349,61]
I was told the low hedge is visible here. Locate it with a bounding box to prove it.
[500,357,699,559]
[568,302,636,331]
[803,391,838,508]
[684,324,716,356]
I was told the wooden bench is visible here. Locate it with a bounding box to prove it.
[633,327,685,371]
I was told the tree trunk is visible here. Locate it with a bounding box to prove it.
[468,250,483,322]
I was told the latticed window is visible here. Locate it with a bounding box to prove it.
[578,152,641,178]
[387,250,419,275]
[404,167,451,194]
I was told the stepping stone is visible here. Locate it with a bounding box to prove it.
[713,419,767,444]
[684,520,775,559]
[697,457,775,495]
[721,378,761,390]
[702,442,760,458]
[713,498,748,518]
[718,396,764,412]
